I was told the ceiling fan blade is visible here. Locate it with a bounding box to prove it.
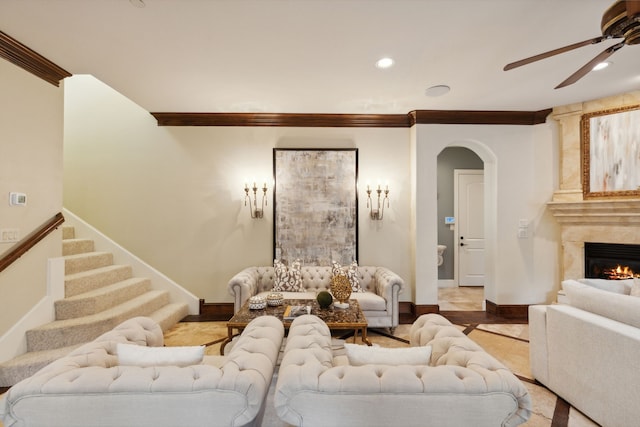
[503,36,608,71]
[555,41,625,88]
[627,0,640,18]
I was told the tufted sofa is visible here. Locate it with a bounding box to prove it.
[0,316,284,427]
[529,279,640,427]
[228,266,405,330]
[275,314,531,427]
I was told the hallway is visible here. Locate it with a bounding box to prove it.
[438,286,484,311]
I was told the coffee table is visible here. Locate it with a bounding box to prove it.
[220,298,371,354]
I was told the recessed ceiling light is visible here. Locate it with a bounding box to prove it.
[425,85,451,97]
[593,61,611,71]
[375,57,394,69]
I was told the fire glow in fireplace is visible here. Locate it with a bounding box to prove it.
[584,242,640,279]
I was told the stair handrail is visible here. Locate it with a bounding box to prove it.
[0,212,65,274]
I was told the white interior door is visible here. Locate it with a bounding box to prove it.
[455,170,484,286]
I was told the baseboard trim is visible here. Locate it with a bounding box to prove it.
[403,301,529,323]
[485,300,529,320]
[182,300,234,322]
[182,300,529,323]
[400,304,439,323]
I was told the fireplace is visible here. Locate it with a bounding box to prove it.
[584,242,640,279]
[547,199,640,281]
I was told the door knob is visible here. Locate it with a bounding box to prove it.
[460,242,465,247]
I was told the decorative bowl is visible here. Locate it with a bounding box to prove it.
[248,296,267,310]
[266,292,284,306]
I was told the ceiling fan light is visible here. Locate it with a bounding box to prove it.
[593,61,611,71]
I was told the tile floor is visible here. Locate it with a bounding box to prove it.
[438,285,485,310]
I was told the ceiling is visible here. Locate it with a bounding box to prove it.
[1,0,638,115]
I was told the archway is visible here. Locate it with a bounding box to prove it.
[436,141,497,311]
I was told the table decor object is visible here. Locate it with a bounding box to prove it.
[248,296,267,310]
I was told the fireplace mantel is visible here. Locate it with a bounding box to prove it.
[548,198,640,280]
[548,199,640,225]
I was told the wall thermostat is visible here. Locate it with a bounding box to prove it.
[444,216,455,225]
[9,192,27,206]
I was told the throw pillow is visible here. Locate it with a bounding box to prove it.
[631,277,640,297]
[117,343,205,367]
[273,259,304,292]
[344,343,432,366]
[331,260,363,292]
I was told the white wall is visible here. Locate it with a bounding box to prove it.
[413,122,561,305]
[0,59,64,335]
[64,76,413,303]
[64,75,562,308]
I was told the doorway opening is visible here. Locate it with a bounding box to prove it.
[437,147,485,311]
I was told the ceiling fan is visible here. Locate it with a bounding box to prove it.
[504,0,640,88]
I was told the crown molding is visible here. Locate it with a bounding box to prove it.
[152,109,551,127]
[151,112,411,127]
[409,109,552,125]
[0,31,71,87]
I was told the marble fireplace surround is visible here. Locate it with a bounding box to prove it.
[548,199,640,280]
[549,92,640,282]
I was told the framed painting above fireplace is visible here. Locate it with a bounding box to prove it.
[581,104,640,199]
[273,148,358,266]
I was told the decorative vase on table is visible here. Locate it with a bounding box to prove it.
[330,275,351,309]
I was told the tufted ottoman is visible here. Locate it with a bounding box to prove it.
[275,314,531,427]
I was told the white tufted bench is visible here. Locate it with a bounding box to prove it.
[275,314,531,427]
[0,316,284,427]
[228,266,405,331]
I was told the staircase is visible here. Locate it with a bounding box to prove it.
[0,225,189,386]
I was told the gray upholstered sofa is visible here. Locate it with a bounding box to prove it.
[0,316,284,427]
[275,314,531,427]
[529,279,640,427]
[227,265,405,330]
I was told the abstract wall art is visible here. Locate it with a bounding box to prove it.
[273,148,358,265]
[582,105,640,198]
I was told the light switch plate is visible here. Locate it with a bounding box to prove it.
[0,228,20,243]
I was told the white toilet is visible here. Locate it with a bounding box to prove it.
[437,245,447,266]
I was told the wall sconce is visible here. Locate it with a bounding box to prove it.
[366,182,389,220]
[244,181,268,219]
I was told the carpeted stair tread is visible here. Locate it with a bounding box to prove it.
[64,251,113,275]
[26,290,171,351]
[62,238,94,256]
[149,303,190,332]
[55,277,152,320]
[3,225,190,387]
[65,264,133,297]
[62,225,75,240]
[0,344,81,387]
